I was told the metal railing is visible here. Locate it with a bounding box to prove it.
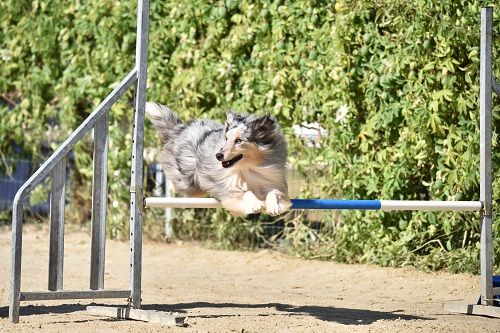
[9,0,150,323]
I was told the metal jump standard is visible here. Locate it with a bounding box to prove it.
[8,1,500,324]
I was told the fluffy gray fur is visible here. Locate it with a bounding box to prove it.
[146,102,291,216]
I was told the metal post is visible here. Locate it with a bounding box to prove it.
[90,112,109,290]
[154,165,173,240]
[129,0,150,309]
[164,176,174,240]
[479,6,493,306]
[9,198,24,323]
[153,164,164,197]
[48,158,66,291]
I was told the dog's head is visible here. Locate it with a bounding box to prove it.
[216,111,281,169]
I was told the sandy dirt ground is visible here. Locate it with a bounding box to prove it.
[0,224,499,333]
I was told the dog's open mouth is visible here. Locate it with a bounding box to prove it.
[222,154,243,168]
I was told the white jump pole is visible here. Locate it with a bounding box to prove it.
[144,197,482,212]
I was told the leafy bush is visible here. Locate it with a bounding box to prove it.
[1,0,499,272]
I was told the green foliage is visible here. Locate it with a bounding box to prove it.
[1,0,499,272]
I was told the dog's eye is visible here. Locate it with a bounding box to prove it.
[235,138,243,144]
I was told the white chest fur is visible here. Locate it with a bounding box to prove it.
[223,167,287,200]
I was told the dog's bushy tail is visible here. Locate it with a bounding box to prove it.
[145,102,185,142]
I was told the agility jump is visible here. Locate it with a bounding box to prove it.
[8,0,500,324]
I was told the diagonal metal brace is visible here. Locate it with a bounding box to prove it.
[493,78,500,97]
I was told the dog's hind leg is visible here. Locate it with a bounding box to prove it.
[221,191,263,217]
[264,189,292,216]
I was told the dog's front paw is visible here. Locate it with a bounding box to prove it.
[221,192,263,216]
[264,191,292,216]
[243,191,263,214]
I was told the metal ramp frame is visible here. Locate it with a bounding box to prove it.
[9,0,150,323]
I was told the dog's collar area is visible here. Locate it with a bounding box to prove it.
[222,154,243,168]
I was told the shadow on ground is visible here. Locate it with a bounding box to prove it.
[0,301,430,325]
[143,302,429,325]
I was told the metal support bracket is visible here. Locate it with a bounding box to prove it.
[130,186,144,213]
[86,306,185,326]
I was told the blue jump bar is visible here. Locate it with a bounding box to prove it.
[291,199,381,210]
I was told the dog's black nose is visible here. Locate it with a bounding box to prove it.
[215,153,224,161]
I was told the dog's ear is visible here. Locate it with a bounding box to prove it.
[226,111,238,125]
[250,114,276,131]
[248,115,277,145]
[226,111,245,124]
[225,111,244,132]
